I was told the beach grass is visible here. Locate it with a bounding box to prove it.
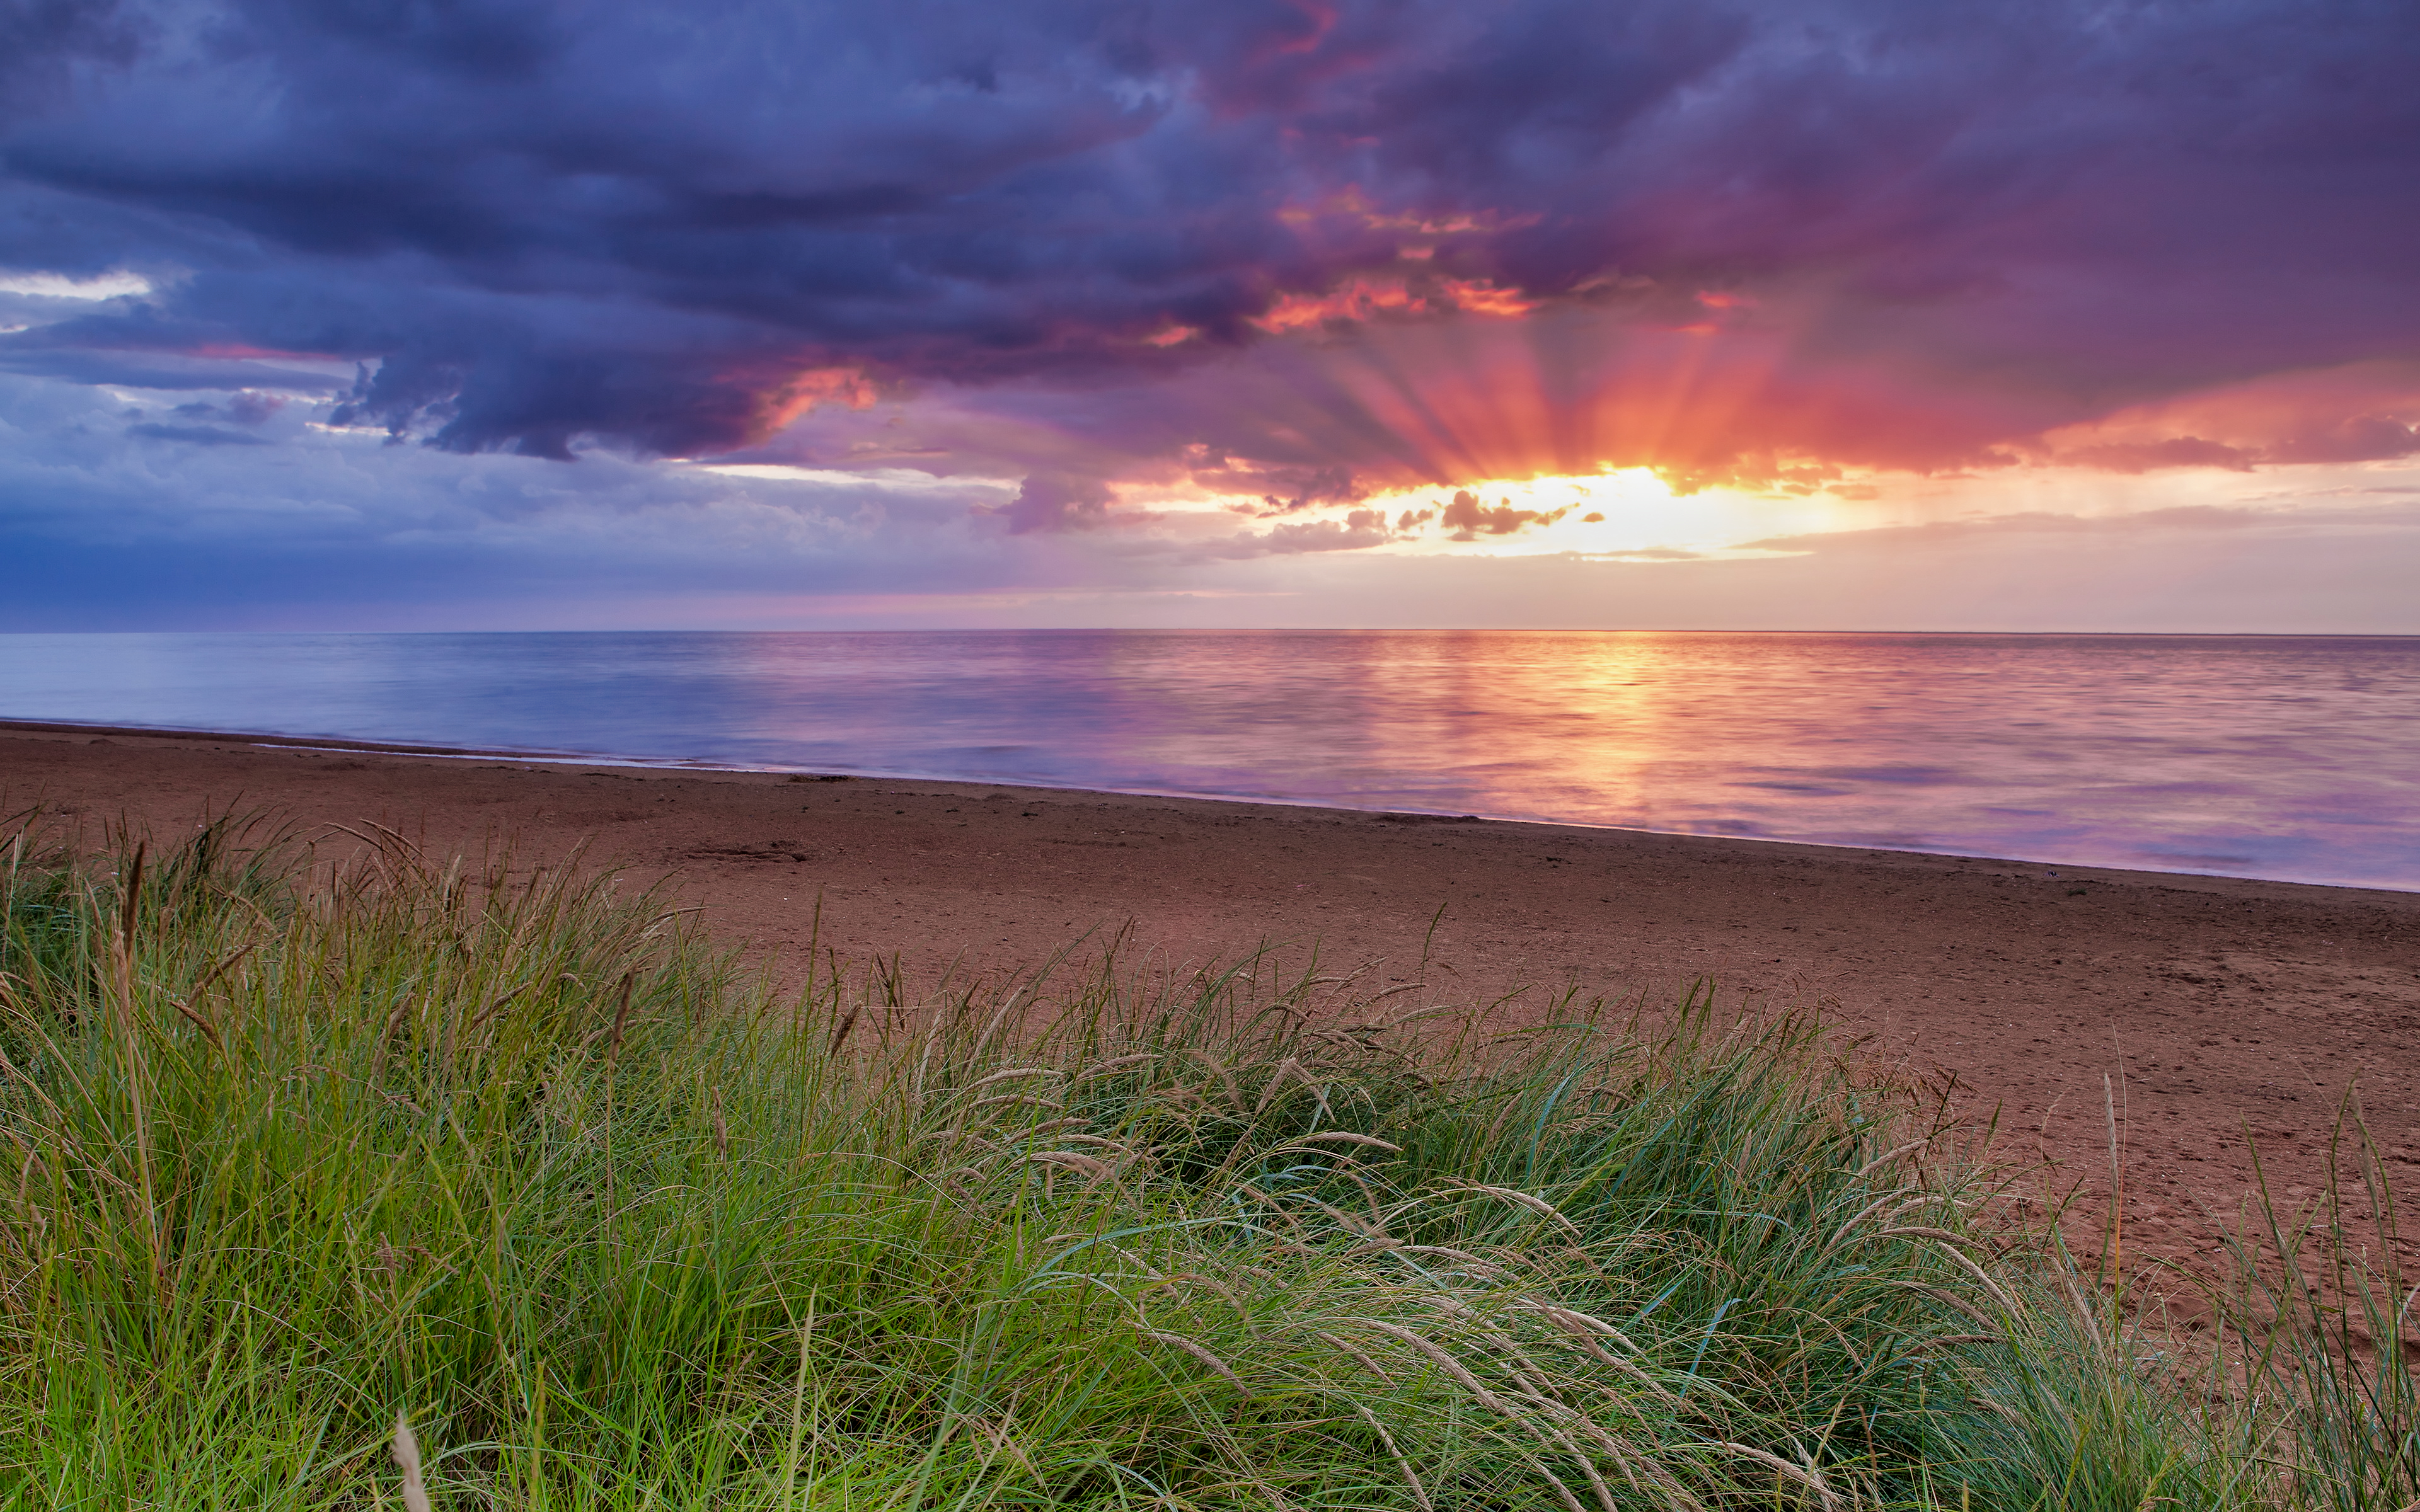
[0,815,2405,1509]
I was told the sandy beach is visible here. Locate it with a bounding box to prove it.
[8,718,2416,1273]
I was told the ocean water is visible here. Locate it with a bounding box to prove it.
[4,630,2416,890]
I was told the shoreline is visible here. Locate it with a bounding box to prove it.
[7,716,2418,1276]
[8,716,2409,900]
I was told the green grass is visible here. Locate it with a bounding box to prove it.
[2201,1103,2417,1512]
[0,815,2401,1509]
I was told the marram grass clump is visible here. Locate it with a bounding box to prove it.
[0,815,2371,1509]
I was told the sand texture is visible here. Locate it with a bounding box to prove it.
[8,719,2417,1274]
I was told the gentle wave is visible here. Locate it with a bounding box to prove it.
[5,630,2416,890]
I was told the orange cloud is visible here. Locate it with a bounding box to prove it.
[1438,278,1536,317]
[1252,276,1428,332]
[750,365,877,437]
[1250,273,1537,333]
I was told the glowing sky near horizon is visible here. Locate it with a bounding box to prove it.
[4,0,2419,631]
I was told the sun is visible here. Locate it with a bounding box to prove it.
[1359,468,1846,559]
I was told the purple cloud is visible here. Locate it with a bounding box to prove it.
[996,471,1113,534]
[0,0,2415,487]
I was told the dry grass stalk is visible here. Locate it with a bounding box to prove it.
[1138,1329,1245,1391]
[1284,1130,1402,1154]
[1818,1188,1921,1261]
[1349,1318,1510,1414]
[1851,1137,1933,1180]
[1879,1227,2023,1314]
[1451,1181,1587,1242]
[1537,1418,1624,1512]
[1026,1150,1115,1183]
[391,1410,433,1512]
[1344,1397,1433,1512]
[961,1066,1060,1095]
[1067,1051,1155,1084]
[1314,1329,1396,1387]
[604,970,637,1062]
[1711,1440,1843,1512]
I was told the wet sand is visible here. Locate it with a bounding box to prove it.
[8,718,2417,1273]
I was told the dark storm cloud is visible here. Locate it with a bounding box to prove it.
[0,0,143,127]
[3,0,2418,469]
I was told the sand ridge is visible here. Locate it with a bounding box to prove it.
[8,719,2417,1274]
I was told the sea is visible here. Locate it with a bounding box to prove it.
[4,630,2416,891]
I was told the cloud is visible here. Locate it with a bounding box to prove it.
[1734,500,2420,557]
[0,0,2412,486]
[170,390,282,425]
[2060,438,2258,474]
[0,1,142,129]
[0,269,151,299]
[6,0,2420,634]
[1189,514,1397,559]
[7,362,2418,633]
[2037,362,2420,474]
[1439,488,1570,539]
[2265,415,2420,466]
[1206,498,2420,634]
[124,420,272,446]
[997,472,1114,534]
[0,369,1103,628]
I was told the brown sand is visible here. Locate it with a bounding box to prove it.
[8,719,2417,1275]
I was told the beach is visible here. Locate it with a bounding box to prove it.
[9,718,2417,1271]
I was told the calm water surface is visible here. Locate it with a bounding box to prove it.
[4,631,2416,890]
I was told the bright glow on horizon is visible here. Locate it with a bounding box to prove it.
[1365,467,1842,558]
[697,463,1017,496]
[1172,466,1858,560]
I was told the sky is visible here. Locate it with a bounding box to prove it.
[4,0,2419,633]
